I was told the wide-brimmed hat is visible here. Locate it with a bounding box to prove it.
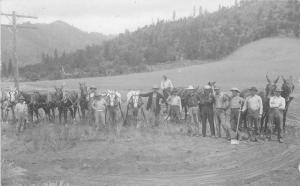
[274,88,282,92]
[90,85,97,89]
[152,85,160,89]
[171,90,177,95]
[214,86,220,90]
[204,85,211,90]
[19,95,25,100]
[248,86,258,92]
[185,85,195,90]
[230,87,240,93]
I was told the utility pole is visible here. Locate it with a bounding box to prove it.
[1,11,37,90]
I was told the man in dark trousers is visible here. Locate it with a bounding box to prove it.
[200,85,215,137]
[140,85,165,126]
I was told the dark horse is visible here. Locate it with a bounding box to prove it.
[55,87,79,124]
[78,82,90,121]
[281,76,295,131]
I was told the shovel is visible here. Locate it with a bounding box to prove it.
[231,106,242,145]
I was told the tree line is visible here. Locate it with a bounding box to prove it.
[2,0,299,81]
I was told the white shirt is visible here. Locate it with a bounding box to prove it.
[242,95,263,115]
[270,96,285,110]
[15,102,28,119]
[161,79,174,90]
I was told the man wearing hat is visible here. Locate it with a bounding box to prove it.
[214,87,231,139]
[185,85,201,135]
[161,75,174,98]
[15,95,28,134]
[91,91,107,131]
[167,90,182,123]
[242,86,263,142]
[229,88,244,133]
[268,87,285,143]
[88,85,97,121]
[140,85,165,126]
[199,85,215,137]
[89,85,97,99]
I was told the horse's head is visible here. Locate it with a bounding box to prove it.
[208,81,216,88]
[7,88,18,103]
[127,90,142,109]
[265,75,279,97]
[106,90,121,107]
[79,82,88,98]
[54,86,64,101]
[281,76,295,99]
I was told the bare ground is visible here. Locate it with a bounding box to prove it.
[2,91,300,186]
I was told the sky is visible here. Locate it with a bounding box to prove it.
[1,0,235,35]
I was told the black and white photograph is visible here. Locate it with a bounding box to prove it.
[1,0,300,185]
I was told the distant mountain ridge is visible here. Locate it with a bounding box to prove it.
[1,20,112,66]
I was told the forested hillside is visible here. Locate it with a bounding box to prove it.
[16,0,300,80]
[1,20,110,66]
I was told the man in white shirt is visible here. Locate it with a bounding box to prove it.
[167,90,182,123]
[268,88,285,143]
[161,75,174,98]
[15,96,28,135]
[242,87,263,142]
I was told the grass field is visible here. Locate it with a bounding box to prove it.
[2,37,300,185]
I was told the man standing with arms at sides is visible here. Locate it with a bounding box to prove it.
[140,85,165,126]
[242,87,263,142]
[229,88,244,133]
[161,75,174,99]
[185,85,201,136]
[214,87,231,140]
[15,95,28,135]
[167,90,182,123]
[200,85,215,137]
[268,88,285,143]
[91,92,107,131]
[88,85,97,122]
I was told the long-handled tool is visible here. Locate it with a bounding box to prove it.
[231,106,242,144]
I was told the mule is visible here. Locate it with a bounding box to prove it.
[105,90,124,133]
[2,88,19,122]
[79,82,90,121]
[124,90,146,127]
[281,76,295,131]
[55,87,79,124]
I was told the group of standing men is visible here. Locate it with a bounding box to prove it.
[147,75,286,143]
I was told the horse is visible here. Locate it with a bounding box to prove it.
[281,76,295,131]
[104,90,124,132]
[2,88,19,122]
[266,75,279,98]
[79,82,90,121]
[29,91,50,122]
[55,87,79,124]
[124,90,146,127]
[1,90,10,122]
[44,91,58,121]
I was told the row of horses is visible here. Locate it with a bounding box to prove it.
[1,75,295,133]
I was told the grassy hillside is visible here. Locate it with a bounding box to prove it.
[2,37,299,92]
[16,0,300,80]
